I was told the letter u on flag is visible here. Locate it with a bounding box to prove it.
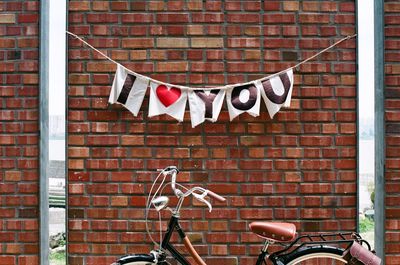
[260,68,294,118]
[109,64,149,116]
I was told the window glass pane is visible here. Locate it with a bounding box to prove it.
[49,0,67,264]
[357,0,375,248]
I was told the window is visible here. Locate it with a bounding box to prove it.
[357,0,376,249]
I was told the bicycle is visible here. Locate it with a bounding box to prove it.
[112,166,374,265]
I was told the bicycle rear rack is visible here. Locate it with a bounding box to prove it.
[272,232,371,257]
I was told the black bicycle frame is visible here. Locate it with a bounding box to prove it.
[161,215,272,265]
[160,215,191,265]
[255,250,269,265]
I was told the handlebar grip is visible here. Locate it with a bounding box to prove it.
[207,190,226,203]
[165,166,179,174]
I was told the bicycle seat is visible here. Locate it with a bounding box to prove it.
[249,222,296,242]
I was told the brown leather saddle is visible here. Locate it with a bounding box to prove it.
[249,222,296,242]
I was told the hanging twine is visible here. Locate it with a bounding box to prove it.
[66,31,356,91]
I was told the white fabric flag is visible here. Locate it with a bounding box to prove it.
[226,83,261,121]
[188,89,225,127]
[260,68,294,118]
[149,82,188,122]
[108,64,149,116]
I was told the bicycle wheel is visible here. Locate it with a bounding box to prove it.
[282,246,346,265]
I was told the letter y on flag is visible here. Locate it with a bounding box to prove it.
[188,89,225,127]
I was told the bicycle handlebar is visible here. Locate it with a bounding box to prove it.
[161,166,226,205]
[207,190,226,203]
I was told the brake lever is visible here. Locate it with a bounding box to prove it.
[192,191,213,212]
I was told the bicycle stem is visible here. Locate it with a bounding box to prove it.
[172,195,185,217]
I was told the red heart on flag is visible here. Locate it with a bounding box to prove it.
[156,85,181,107]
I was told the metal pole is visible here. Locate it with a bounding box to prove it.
[40,0,50,264]
[64,0,69,262]
[355,0,360,236]
[374,0,385,262]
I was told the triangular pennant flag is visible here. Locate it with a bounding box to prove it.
[188,89,225,127]
[260,69,294,118]
[149,82,188,122]
[108,64,149,116]
[226,83,261,121]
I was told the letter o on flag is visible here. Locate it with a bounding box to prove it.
[231,84,257,111]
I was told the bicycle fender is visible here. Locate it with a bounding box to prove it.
[113,253,156,265]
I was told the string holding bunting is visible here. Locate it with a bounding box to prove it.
[109,66,293,126]
[68,31,356,127]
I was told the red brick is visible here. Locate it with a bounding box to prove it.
[68,1,90,11]
[156,13,189,23]
[0,39,16,48]
[227,38,260,48]
[0,256,16,265]
[121,38,154,48]
[68,159,84,170]
[264,14,295,24]
[18,14,38,23]
[119,232,146,243]
[225,2,241,11]
[240,209,273,220]
[233,64,262,75]
[156,61,188,72]
[192,13,223,23]
[227,14,260,23]
[86,14,117,23]
[300,136,332,146]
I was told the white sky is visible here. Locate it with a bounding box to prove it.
[358,1,375,120]
[49,0,66,116]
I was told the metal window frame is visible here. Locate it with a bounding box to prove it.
[64,0,69,262]
[38,1,387,264]
[356,0,385,262]
[40,1,68,264]
[374,0,385,261]
[356,0,385,261]
[39,0,50,264]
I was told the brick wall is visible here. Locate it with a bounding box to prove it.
[0,1,40,265]
[385,2,400,264]
[67,1,356,264]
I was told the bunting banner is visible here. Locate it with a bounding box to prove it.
[108,64,149,116]
[148,82,188,122]
[67,31,356,127]
[109,68,294,127]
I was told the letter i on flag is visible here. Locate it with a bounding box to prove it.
[188,89,225,127]
[109,64,149,116]
[260,68,294,118]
